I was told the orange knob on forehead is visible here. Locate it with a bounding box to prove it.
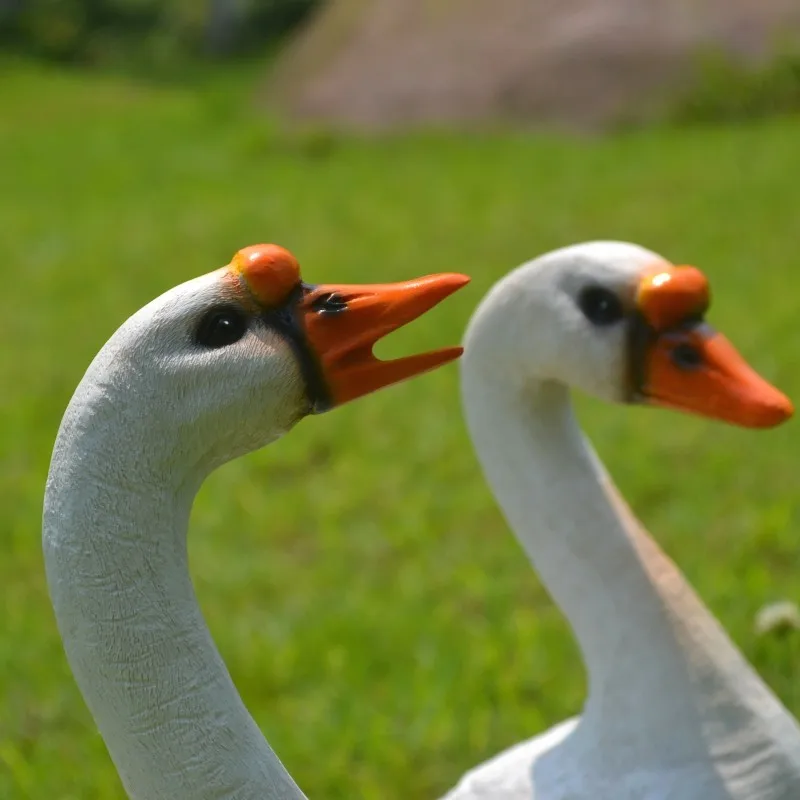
[231,244,302,307]
[636,265,710,331]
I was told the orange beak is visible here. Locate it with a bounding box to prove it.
[631,265,793,428]
[299,274,469,408]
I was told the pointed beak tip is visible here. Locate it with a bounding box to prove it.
[425,271,471,297]
[739,386,794,429]
[438,344,465,363]
[761,392,794,428]
[389,271,470,327]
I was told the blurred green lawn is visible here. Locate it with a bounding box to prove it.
[1,59,799,799]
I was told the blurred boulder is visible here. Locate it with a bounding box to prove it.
[265,0,800,131]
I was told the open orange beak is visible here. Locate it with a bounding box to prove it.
[631,265,793,428]
[299,274,469,408]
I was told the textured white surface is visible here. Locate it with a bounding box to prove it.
[43,270,309,799]
[449,242,800,799]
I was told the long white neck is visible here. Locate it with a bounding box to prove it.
[42,381,307,799]
[461,356,800,780]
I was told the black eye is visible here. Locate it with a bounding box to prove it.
[309,292,347,315]
[195,307,248,348]
[577,286,624,326]
[671,342,703,369]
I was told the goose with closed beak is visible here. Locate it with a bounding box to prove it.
[447,241,800,799]
[43,244,469,800]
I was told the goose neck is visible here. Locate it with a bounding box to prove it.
[43,394,306,800]
[460,360,792,766]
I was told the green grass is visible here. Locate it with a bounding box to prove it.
[2,59,800,799]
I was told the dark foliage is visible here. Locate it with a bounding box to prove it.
[0,0,319,64]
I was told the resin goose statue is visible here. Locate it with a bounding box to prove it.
[447,241,800,799]
[43,244,469,800]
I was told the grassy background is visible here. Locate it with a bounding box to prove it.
[2,59,800,798]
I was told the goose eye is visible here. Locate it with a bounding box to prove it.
[577,286,624,326]
[195,307,248,348]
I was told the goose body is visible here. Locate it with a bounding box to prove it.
[43,244,468,800]
[446,242,800,799]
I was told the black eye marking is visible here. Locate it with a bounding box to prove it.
[577,286,625,326]
[671,342,703,369]
[194,306,248,349]
[309,292,347,315]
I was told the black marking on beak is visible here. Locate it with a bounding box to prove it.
[262,283,333,415]
[626,312,710,404]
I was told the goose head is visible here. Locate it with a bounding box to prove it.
[463,241,791,428]
[71,244,469,481]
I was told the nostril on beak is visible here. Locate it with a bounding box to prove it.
[671,343,703,370]
[309,293,348,315]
